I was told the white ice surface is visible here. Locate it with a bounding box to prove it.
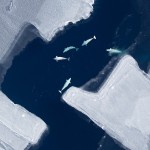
[0,0,94,63]
[0,91,47,150]
[63,55,150,150]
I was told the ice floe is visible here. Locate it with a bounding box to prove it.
[63,55,150,150]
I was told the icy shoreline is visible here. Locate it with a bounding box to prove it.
[0,91,48,150]
[63,55,150,150]
[33,0,95,41]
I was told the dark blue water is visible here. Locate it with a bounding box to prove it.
[2,0,133,150]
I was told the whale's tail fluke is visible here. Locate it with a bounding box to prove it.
[59,90,62,94]
[93,35,96,39]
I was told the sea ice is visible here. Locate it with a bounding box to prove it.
[0,91,47,150]
[0,0,94,63]
[63,55,150,150]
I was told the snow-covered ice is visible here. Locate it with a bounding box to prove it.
[0,0,94,63]
[63,55,150,150]
[0,91,47,150]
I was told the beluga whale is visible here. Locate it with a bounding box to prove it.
[82,35,96,46]
[106,48,122,56]
[63,46,79,53]
[59,78,71,94]
[53,56,70,62]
